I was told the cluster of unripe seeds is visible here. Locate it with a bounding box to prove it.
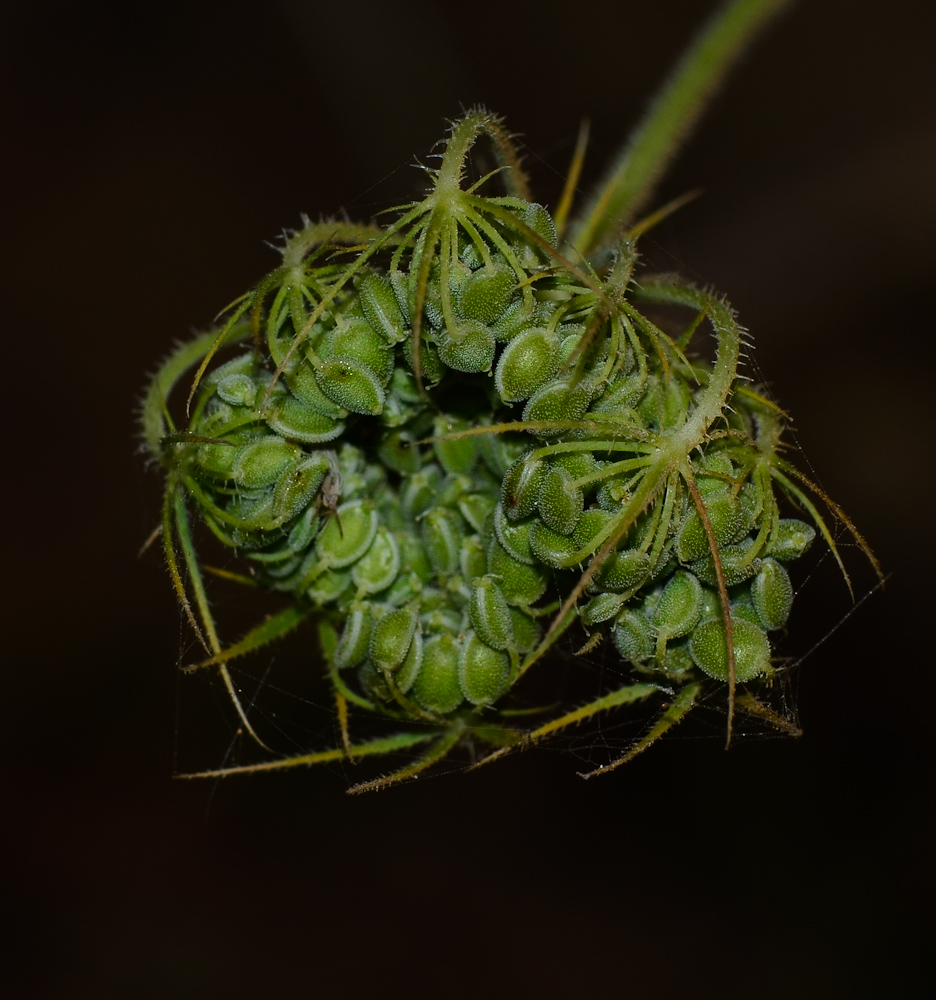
[146,110,870,784]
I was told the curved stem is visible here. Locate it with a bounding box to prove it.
[568,0,794,256]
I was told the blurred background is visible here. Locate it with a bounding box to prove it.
[2,0,933,996]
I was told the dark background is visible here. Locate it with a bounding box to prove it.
[3,0,933,996]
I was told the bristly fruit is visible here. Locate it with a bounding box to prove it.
[141,0,881,791]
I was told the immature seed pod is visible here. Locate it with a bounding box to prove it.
[529,521,579,567]
[729,590,763,626]
[751,557,794,631]
[486,539,548,606]
[358,271,408,343]
[493,504,536,564]
[412,634,463,715]
[581,591,627,626]
[537,466,584,535]
[287,504,321,553]
[460,534,488,580]
[651,570,704,639]
[613,609,654,663]
[316,499,379,568]
[369,605,418,673]
[599,548,651,592]
[520,202,558,247]
[492,299,539,342]
[590,372,646,413]
[271,455,329,524]
[663,642,695,677]
[400,465,444,521]
[318,320,394,386]
[689,617,771,683]
[552,451,598,481]
[265,395,344,444]
[420,507,464,577]
[458,492,497,533]
[458,631,510,706]
[476,429,516,477]
[420,606,463,636]
[231,437,300,490]
[676,493,748,563]
[394,629,423,694]
[522,379,591,435]
[433,415,479,475]
[377,429,422,475]
[689,544,761,587]
[768,519,816,562]
[394,529,433,585]
[351,526,401,596]
[334,602,374,670]
[469,576,515,651]
[572,508,615,550]
[494,327,560,402]
[459,264,516,324]
[436,320,496,373]
[216,373,257,407]
[509,608,541,653]
[195,437,241,480]
[284,360,348,418]
[305,567,352,605]
[381,570,424,609]
[314,356,386,415]
[401,334,444,384]
[501,456,546,520]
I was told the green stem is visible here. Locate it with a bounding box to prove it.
[141,325,250,460]
[568,0,793,256]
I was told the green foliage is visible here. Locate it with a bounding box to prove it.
[143,0,881,790]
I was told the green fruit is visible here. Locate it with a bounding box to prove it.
[494,327,560,402]
[522,379,590,435]
[676,493,750,563]
[358,272,408,343]
[318,320,394,386]
[751,557,794,631]
[529,521,578,567]
[352,526,401,595]
[460,264,516,323]
[395,629,423,694]
[377,429,422,475]
[315,355,385,415]
[231,437,300,490]
[599,548,651,592]
[458,631,510,706]
[216,373,257,407]
[537,466,584,535]
[433,415,479,475]
[370,605,418,673]
[316,499,379,568]
[689,617,771,683]
[437,320,496,373]
[334,603,374,670]
[421,507,464,577]
[412,635,463,715]
[581,591,627,626]
[265,395,344,444]
[469,577,515,651]
[271,455,329,524]
[769,519,816,562]
[613,609,653,663]
[487,539,547,606]
[501,456,546,520]
[651,570,703,639]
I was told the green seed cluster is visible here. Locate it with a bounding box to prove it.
[149,111,842,765]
